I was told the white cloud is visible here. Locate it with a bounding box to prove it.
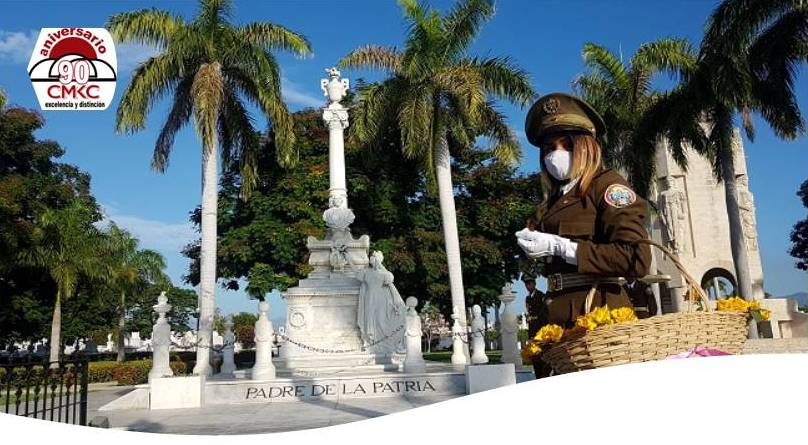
[99,203,195,254]
[115,42,159,72]
[282,77,325,109]
[0,30,38,64]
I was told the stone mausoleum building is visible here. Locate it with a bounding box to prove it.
[648,129,807,339]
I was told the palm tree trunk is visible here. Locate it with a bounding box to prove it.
[49,291,61,364]
[117,290,126,362]
[434,129,470,360]
[718,142,759,339]
[194,146,218,375]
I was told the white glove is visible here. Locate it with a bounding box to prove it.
[516,229,579,265]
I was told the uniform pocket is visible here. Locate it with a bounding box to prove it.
[558,221,594,240]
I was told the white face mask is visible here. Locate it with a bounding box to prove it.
[543,150,572,181]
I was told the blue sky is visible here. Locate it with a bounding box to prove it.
[1,0,806,322]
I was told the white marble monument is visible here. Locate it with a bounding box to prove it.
[149,292,174,381]
[220,316,236,378]
[498,283,520,365]
[276,68,404,374]
[451,308,468,366]
[470,305,489,365]
[403,297,426,373]
[252,301,276,380]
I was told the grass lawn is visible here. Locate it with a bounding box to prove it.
[423,350,503,364]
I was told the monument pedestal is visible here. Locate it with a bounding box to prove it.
[277,234,403,375]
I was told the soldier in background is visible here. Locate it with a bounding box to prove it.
[523,274,553,378]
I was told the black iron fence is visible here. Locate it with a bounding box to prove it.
[1,358,88,426]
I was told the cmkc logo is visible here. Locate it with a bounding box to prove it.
[27,28,117,111]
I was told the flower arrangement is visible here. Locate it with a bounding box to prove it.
[521,305,639,362]
[715,296,770,321]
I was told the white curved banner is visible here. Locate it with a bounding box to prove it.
[1,354,805,444]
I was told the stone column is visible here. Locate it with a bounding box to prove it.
[470,305,489,364]
[498,284,520,366]
[403,297,426,373]
[450,307,468,366]
[220,315,236,378]
[251,301,276,380]
[149,292,173,381]
[320,67,356,242]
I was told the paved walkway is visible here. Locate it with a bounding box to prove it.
[87,386,457,434]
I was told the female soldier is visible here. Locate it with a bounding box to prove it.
[517,93,652,367]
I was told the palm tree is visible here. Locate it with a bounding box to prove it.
[18,201,105,363]
[574,39,697,196]
[633,0,807,337]
[338,0,534,335]
[108,0,311,374]
[0,88,6,109]
[103,223,168,362]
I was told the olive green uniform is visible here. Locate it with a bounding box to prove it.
[537,168,652,327]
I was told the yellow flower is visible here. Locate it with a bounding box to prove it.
[611,307,638,324]
[575,314,598,331]
[716,299,730,311]
[521,341,542,362]
[589,305,613,326]
[759,309,771,321]
[732,298,750,312]
[749,300,761,311]
[534,324,564,344]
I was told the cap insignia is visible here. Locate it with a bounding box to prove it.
[543,98,560,114]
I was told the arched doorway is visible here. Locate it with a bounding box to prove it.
[701,268,737,300]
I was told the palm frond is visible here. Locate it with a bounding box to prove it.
[747,8,807,139]
[153,76,193,172]
[477,101,521,165]
[582,42,630,92]
[434,65,485,125]
[198,0,232,28]
[107,8,182,48]
[443,0,495,58]
[631,38,697,79]
[239,22,312,56]
[466,57,535,106]
[349,79,400,146]
[218,88,261,198]
[397,86,434,161]
[338,45,402,73]
[116,52,183,134]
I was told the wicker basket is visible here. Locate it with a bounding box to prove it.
[541,239,750,374]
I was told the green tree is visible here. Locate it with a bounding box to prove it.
[0,104,100,346]
[634,0,807,337]
[574,39,697,196]
[126,283,198,340]
[18,201,105,363]
[108,0,311,374]
[789,179,808,271]
[102,223,168,361]
[338,0,534,330]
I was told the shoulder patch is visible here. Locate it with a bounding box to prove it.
[604,183,637,208]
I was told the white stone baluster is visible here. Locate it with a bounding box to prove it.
[451,307,468,366]
[470,305,489,364]
[220,315,236,378]
[403,297,426,373]
[498,284,520,365]
[149,292,173,381]
[251,301,276,380]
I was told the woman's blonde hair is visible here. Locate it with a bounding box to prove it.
[540,133,602,199]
